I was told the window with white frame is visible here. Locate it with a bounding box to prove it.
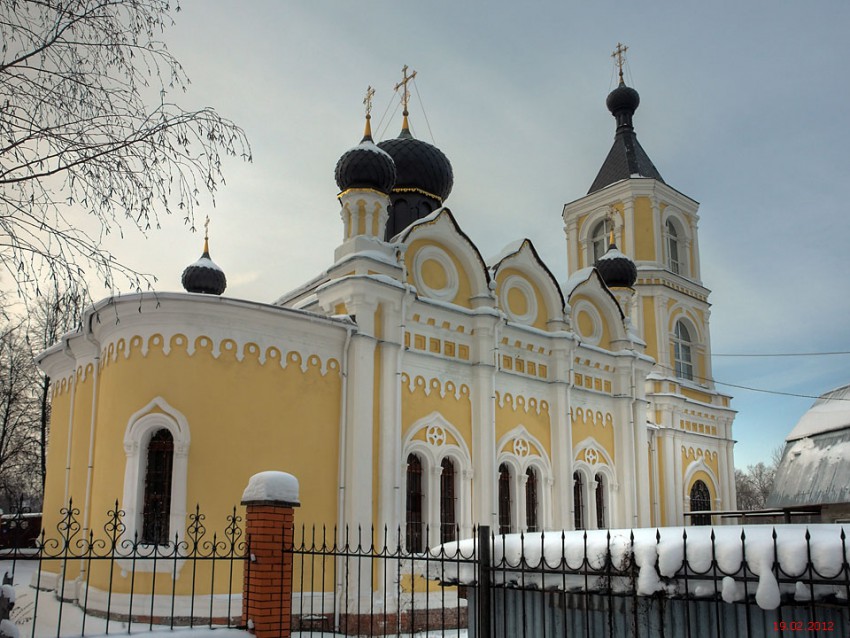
[594,472,606,529]
[690,480,711,526]
[573,471,585,530]
[439,457,457,543]
[141,429,174,545]
[121,398,189,554]
[525,467,539,533]
[405,453,425,552]
[498,463,512,535]
[673,320,695,381]
[591,219,611,264]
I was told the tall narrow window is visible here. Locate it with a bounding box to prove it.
[595,473,606,529]
[525,468,538,533]
[690,480,711,526]
[666,220,681,274]
[440,457,457,543]
[573,471,585,530]
[498,463,512,535]
[591,219,610,264]
[406,454,424,552]
[142,429,174,545]
[673,320,694,381]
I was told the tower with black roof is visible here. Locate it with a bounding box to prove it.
[562,44,736,525]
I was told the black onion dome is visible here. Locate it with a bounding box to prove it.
[335,120,397,193]
[606,82,640,120]
[182,242,227,295]
[378,129,453,202]
[595,242,637,288]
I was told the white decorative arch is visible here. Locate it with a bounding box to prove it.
[578,207,624,248]
[400,210,491,307]
[121,397,190,554]
[403,412,473,544]
[496,426,553,532]
[567,274,628,345]
[573,437,617,529]
[661,207,692,276]
[683,458,720,504]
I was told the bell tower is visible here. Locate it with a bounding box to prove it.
[562,45,736,525]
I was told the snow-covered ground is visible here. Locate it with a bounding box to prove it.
[0,559,468,637]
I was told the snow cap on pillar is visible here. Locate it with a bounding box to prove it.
[241,471,300,506]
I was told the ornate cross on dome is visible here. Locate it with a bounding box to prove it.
[204,215,210,240]
[394,64,417,115]
[611,42,628,83]
[363,85,375,118]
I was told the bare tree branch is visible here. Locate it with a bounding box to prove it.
[0,0,251,303]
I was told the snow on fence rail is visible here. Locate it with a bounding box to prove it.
[429,525,850,610]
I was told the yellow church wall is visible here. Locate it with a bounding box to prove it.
[570,407,615,462]
[641,297,659,361]
[406,238,474,309]
[681,386,713,404]
[59,334,342,595]
[494,392,551,455]
[41,386,72,524]
[633,197,655,261]
[495,267,548,331]
[401,373,472,448]
[682,446,719,480]
[568,294,612,350]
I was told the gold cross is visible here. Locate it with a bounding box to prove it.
[363,85,375,118]
[611,42,628,83]
[204,215,210,241]
[394,64,417,114]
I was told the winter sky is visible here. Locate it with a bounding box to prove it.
[50,2,850,470]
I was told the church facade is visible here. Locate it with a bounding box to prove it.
[38,68,736,575]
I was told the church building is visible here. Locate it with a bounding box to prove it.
[38,58,737,574]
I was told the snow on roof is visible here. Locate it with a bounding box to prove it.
[241,471,299,505]
[786,383,850,440]
[187,255,223,272]
[486,239,526,267]
[768,430,850,507]
[562,267,595,298]
[429,525,850,611]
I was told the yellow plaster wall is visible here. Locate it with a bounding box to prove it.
[641,297,659,362]
[570,408,615,462]
[682,446,720,480]
[494,392,551,455]
[633,197,655,261]
[401,374,472,450]
[568,294,612,350]
[42,334,343,594]
[406,238,474,309]
[495,267,548,331]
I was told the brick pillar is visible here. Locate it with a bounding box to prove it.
[241,471,300,638]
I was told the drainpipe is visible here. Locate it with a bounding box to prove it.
[334,324,354,630]
[61,337,77,508]
[394,245,411,536]
[80,312,101,580]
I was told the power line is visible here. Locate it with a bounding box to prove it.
[713,351,850,357]
[652,362,850,402]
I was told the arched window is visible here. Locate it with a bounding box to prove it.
[595,473,606,529]
[406,454,424,552]
[440,457,456,543]
[498,463,512,535]
[141,429,174,545]
[666,220,682,275]
[591,219,610,264]
[525,468,538,533]
[673,320,694,381]
[573,471,585,530]
[690,480,711,526]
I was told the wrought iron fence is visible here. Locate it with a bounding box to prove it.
[0,501,245,637]
[3,503,850,638]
